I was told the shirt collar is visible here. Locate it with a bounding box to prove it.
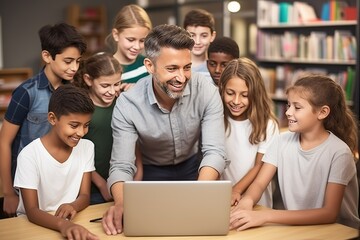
[38,68,68,91]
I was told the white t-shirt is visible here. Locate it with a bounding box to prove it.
[14,138,95,215]
[222,118,279,207]
[263,131,360,229]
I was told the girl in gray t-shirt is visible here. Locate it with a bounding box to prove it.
[229,74,359,230]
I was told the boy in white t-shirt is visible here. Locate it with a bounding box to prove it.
[14,85,99,240]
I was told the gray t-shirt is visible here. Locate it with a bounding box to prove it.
[263,131,359,229]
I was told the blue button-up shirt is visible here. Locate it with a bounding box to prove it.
[5,69,53,178]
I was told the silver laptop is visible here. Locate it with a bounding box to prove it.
[123,180,232,236]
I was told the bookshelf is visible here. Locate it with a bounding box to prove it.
[0,68,33,121]
[67,4,107,57]
[256,0,359,128]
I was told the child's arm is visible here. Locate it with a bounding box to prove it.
[21,188,99,239]
[91,171,112,201]
[0,120,21,216]
[133,143,143,181]
[56,172,92,220]
[230,182,345,231]
[231,152,264,206]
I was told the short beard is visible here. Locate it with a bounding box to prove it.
[155,76,186,99]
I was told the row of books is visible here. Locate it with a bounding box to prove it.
[258,1,317,25]
[273,102,288,128]
[258,0,357,25]
[321,0,357,21]
[259,65,356,101]
[257,30,357,61]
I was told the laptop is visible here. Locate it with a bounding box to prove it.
[123,180,232,236]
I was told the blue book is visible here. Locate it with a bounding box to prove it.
[321,2,330,21]
[279,2,290,23]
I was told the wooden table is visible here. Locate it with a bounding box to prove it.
[0,202,358,240]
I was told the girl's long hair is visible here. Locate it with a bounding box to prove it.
[105,4,152,53]
[219,58,279,144]
[286,74,358,153]
[73,52,122,89]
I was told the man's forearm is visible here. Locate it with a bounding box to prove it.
[198,166,219,180]
[110,182,124,206]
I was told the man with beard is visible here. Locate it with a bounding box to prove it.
[102,24,228,235]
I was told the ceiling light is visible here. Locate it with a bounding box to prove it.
[227,1,241,13]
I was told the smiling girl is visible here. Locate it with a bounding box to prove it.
[230,74,359,230]
[218,58,279,208]
[73,52,143,204]
[105,4,152,91]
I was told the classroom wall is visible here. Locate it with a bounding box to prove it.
[0,0,132,74]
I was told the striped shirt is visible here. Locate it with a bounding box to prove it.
[121,55,149,83]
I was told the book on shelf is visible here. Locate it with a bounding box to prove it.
[334,30,357,61]
[274,102,288,127]
[343,6,357,20]
[281,31,298,59]
[345,67,355,101]
[293,1,318,23]
[257,0,279,25]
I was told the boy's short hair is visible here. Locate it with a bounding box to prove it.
[49,84,94,118]
[39,22,87,60]
[208,37,240,59]
[183,9,215,33]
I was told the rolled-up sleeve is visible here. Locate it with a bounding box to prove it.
[107,96,138,191]
[199,79,228,174]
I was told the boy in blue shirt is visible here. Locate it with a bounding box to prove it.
[0,22,86,217]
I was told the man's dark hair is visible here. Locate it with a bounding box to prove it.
[39,22,87,60]
[49,84,94,118]
[144,24,195,62]
[208,36,240,59]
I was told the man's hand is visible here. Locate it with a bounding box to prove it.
[102,204,124,235]
[229,209,266,231]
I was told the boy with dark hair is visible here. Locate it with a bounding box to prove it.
[183,9,216,77]
[207,36,240,86]
[0,22,86,217]
[14,84,99,240]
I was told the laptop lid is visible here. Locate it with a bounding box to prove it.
[123,180,232,236]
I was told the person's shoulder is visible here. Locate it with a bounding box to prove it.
[327,132,351,151]
[136,54,146,62]
[279,130,297,142]
[77,138,94,148]
[19,138,41,154]
[191,72,213,85]
[15,69,47,92]
[190,72,217,94]
[120,75,150,100]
